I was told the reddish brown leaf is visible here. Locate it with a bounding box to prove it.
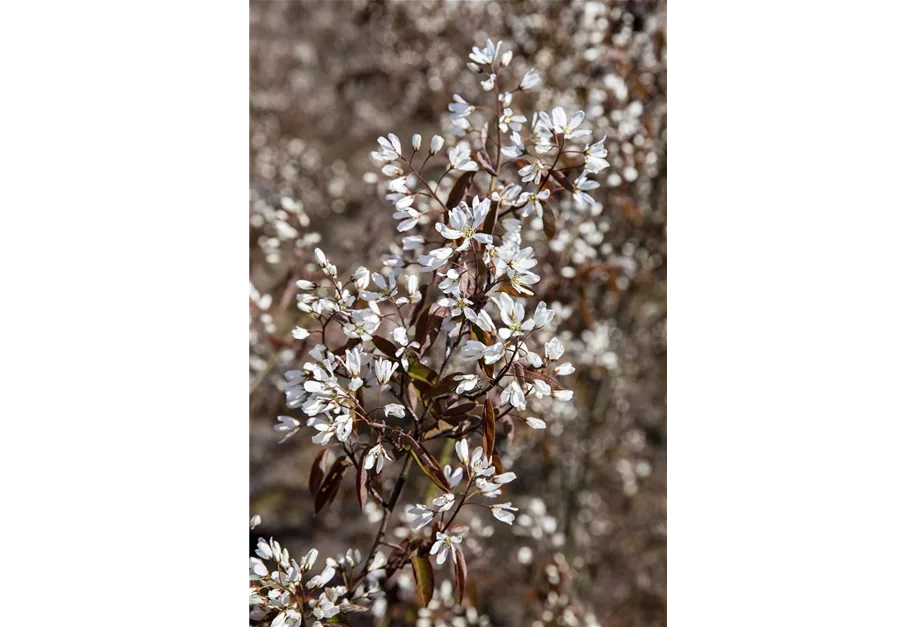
[542,200,558,239]
[371,335,400,361]
[411,555,435,608]
[492,450,505,475]
[391,430,452,493]
[314,455,349,514]
[308,449,329,496]
[442,402,477,417]
[446,170,475,211]
[422,372,459,402]
[475,150,497,176]
[331,337,362,356]
[454,547,468,606]
[550,169,576,192]
[408,283,429,328]
[515,365,566,391]
[356,447,369,511]
[483,398,496,459]
[418,308,446,357]
[482,190,499,235]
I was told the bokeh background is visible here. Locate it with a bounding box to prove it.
[250,1,666,624]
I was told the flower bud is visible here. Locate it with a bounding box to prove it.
[412,133,421,151]
[429,134,444,155]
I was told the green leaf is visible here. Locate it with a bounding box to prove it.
[407,360,438,387]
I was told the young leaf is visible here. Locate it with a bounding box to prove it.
[408,283,429,328]
[446,170,475,210]
[442,401,477,417]
[314,455,349,514]
[356,447,369,511]
[513,363,567,390]
[454,547,468,606]
[492,450,505,475]
[371,335,400,361]
[422,372,460,402]
[418,308,446,356]
[542,200,558,239]
[483,398,496,459]
[550,168,576,192]
[475,150,497,176]
[308,449,329,496]
[392,430,452,493]
[411,555,435,608]
[407,360,438,387]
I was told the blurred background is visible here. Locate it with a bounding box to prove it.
[250,1,666,625]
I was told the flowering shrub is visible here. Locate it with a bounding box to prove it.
[250,34,620,626]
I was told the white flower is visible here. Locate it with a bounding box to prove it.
[292,326,309,340]
[455,439,470,465]
[469,38,502,66]
[303,548,319,571]
[543,107,591,140]
[525,417,546,430]
[501,380,527,410]
[275,416,301,443]
[453,374,479,395]
[429,134,444,155]
[376,133,402,160]
[443,464,464,488]
[448,94,474,120]
[394,206,421,232]
[554,362,575,376]
[500,50,513,66]
[572,172,600,206]
[501,131,525,159]
[553,389,574,402]
[499,108,526,133]
[465,308,496,334]
[402,234,425,251]
[448,144,478,171]
[272,609,302,627]
[508,270,541,296]
[412,133,422,151]
[364,443,392,474]
[312,588,342,619]
[435,196,493,251]
[532,301,555,328]
[361,272,399,302]
[466,445,496,479]
[407,504,435,530]
[314,247,328,267]
[343,310,381,341]
[481,73,496,91]
[520,68,541,91]
[432,492,456,512]
[250,515,262,530]
[374,359,397,386]
[490,502,519,525]
[518,159,547,185]
[544,337,565,360]
[461,340,505,364]
[384,403,406,418]
[418,246,454,273]
[306,564,336,589]
[583,135,610,173]
[439,290,475,318]
[430,532,463,565]
[495,293,535,339]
